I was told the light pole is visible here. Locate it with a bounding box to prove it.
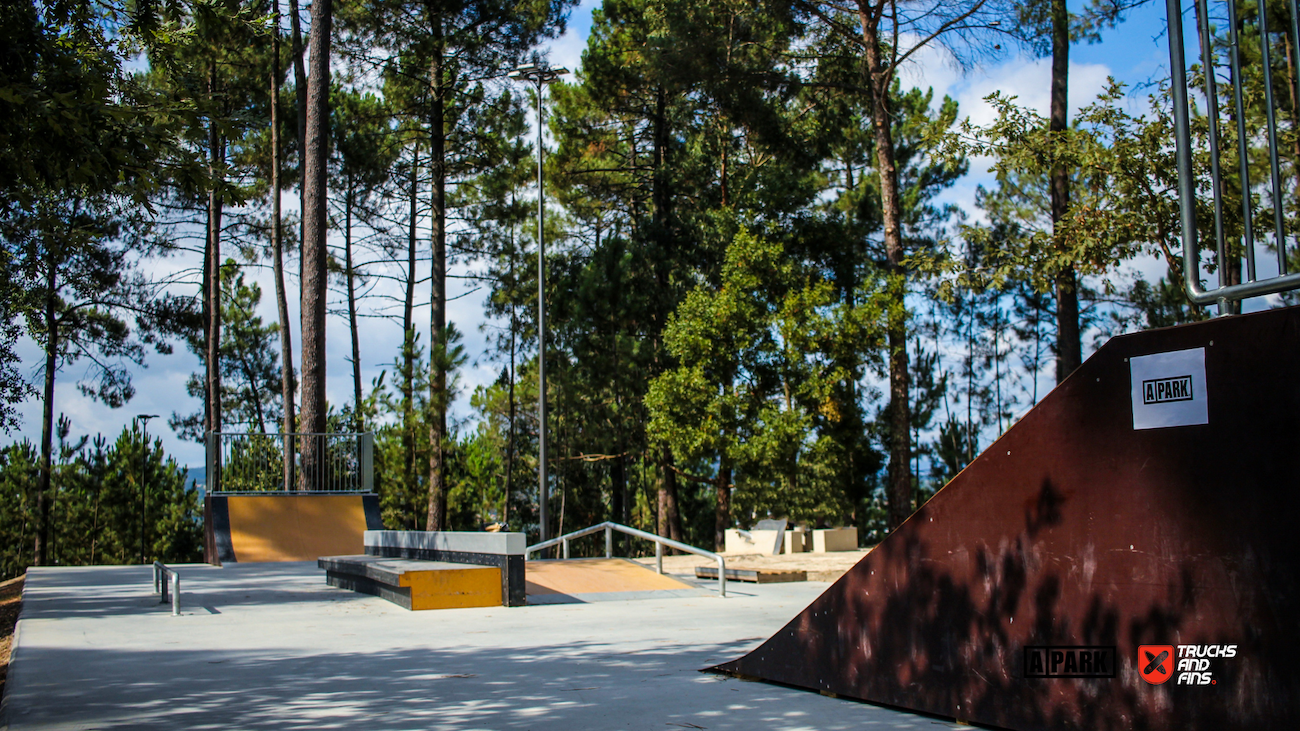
[508,62,567,548]
[137,414,158,565]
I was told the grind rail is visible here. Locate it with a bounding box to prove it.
[526,522,727,597]
[152,562,179,616]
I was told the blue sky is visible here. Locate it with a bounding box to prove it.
[8,0,1182,469]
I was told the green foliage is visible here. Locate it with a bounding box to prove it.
[172,261,285,440]
[0,420,202,580]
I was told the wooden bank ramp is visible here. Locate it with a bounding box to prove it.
[711,306,1300,731]
[526,558,706,604]
[205,493,384,564]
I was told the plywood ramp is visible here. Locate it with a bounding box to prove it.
[206,494,383,564]
[712,305,1300,731]
[526,558,698,601]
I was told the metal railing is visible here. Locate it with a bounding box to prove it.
[153,562,179,616]
[1167,0,1300,308]
[526,522,727,597]
[205,432,374,494]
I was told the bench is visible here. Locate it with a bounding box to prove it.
[318,555,502,610]
[362,530,527,607]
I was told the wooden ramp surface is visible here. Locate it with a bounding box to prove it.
[219,494,377,562]
[526,558,702,603]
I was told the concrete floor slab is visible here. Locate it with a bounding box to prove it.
[3,562,961,730]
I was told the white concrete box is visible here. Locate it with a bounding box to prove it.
[811,527,858,552]
[725,527,808,554]
[782,527,807,554]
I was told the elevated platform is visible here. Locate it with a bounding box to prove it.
[714,306,1300,731]
[204,493,383,564]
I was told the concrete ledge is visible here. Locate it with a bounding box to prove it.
[363,531,526,607]
[320,555,501,610]
[364,530,525,556]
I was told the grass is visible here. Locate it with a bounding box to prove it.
[0,574,24,699]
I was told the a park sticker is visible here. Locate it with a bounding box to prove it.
[1130,347,1208,430]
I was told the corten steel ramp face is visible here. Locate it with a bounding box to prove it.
[710,306,1300,731]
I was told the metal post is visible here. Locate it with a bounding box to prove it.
[170,573,180,616]
[605,525,612,558]
[137,414,158,565]
[508,63,567,554]
[360,432,374,493]
[655,541,663,574]
[535,76,548,551]
[562,537,569,560]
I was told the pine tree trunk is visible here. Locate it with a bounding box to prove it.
[859,9,912,531]
[346,181,362,431]
[715,457,731,552]
[299,0,333,488]
[426,12,448,530]
[1051,0,1081,382]
[403,142,418,525]
[271,3,296,490]
[288,0,308,249]
[34,254,58,566]
[656,447,683,545]
[206,84,224,439]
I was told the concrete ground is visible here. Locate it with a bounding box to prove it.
[2,562,956,731]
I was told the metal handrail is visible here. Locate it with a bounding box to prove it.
[152,561,180,616]
[526,521,726,597]
[1166,0,1300,308]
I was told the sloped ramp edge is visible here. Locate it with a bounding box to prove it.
[709,306,1300,731]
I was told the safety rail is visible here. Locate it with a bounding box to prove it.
[152,562,179,616]
[205,431,374,494]
[525,522,726,597]
[1166,0,1300,308]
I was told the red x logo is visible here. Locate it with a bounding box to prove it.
[1139,645,1175,685]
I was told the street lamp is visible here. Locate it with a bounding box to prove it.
[137,414,159,565]
[507,62,567,548]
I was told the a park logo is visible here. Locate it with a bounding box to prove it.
[1138,645,1175,685]
[1142,375,1194,404]
[1024,646,1116,678]
[1129,347,1209,429]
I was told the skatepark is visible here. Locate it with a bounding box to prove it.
[2,559,954,730]
[6,0,1300,727]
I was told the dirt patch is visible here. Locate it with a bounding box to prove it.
[0,574,24,698]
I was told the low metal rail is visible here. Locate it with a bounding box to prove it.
[526,522,727,597]
[153,561,180,616]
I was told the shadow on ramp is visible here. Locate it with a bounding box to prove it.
[712,306,1300,731]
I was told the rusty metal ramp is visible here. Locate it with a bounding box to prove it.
[526,558,707,604]
[711,306,1300,731]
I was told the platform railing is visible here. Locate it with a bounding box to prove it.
[152,562,179,616]
[1167,0,1300,309]
[526,522,727,597]
[205,431,374,494]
